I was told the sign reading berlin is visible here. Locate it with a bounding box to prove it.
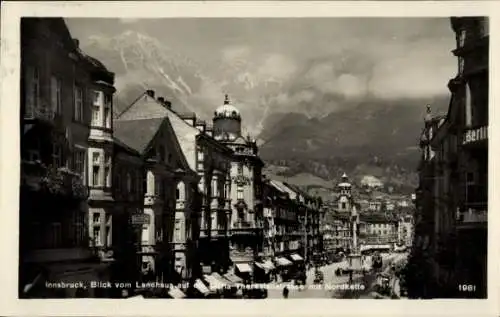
[463,126,488,145]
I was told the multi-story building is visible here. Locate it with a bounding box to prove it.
[407,105,445,298]
[398,215,414,247]
[114,90,210,284]
[449,16,488,299]
[19,18,114,298]
[110,137,143,292]
[427,17,488,298]
[408,17,488,299]
[212,95,264,278]
[361,214,399,245]
[284,183,323,261]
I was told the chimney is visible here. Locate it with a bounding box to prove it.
[146,90,155,98]
[73,38,80,48]
[158,97,165,103]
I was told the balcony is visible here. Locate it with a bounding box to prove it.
[457,208,487,229]
[24,105,56,123]
[232,221,252,229]
[21,161,88,200]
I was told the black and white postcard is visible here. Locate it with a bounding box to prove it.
[0,1,497,317]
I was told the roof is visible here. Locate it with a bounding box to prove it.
[115,91,200,171]
[214,94,241,119]
[113,118,165,154]
[270,180,297,200]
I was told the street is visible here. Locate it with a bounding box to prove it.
[267,253,408,299]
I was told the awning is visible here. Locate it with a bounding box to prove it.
[263,260,276,271]
[168,287,186,299]
[194,279,210,295]
[204,274,226,291]
[290,253,304,261]
[275,257,293,266]
[224,272,243,284]
[212,272,232,286]
[235,263,253,273]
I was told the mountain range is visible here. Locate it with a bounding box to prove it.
[79,30,452,195]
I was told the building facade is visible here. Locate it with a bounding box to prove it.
[408,17,488,299]
[114,90,207,284]
[212,95,265,277]
[19,18,113,298]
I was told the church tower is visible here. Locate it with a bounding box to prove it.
[213,94,242,141]
[337,173,352,212]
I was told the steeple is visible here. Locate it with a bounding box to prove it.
[425,104,432,123]
[224,94,230,105]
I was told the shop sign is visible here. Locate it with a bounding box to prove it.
[463,126,488,145]
[131,213,150,225]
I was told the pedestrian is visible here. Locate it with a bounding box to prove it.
[349,270,353,284]
[282,286,289,299]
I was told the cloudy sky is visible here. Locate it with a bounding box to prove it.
[66,17,456,100]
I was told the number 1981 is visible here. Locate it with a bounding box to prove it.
[458,284,476,292]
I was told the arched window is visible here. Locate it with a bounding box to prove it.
[177,181,185,201]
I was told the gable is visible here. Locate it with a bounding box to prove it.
[114,117,165,154]
[149,117,194,173]
[117,92,200,171]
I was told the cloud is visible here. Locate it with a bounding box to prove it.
[256,53,297,81]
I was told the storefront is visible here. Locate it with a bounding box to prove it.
[254,260,276,283]
[274,257,293,281]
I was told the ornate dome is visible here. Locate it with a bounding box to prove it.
[214,94,241,119]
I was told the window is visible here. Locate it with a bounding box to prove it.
[176,188,180,200]
[104,94,112,128]
[458,29,467,47]
[237,185,244,199]
[50,76,62,114]
[465,82,472,126]
[126,173,132,192]
[105,213,111,225]
[105,226,111,247]
[73,86,84,121]
[92,106,100,126]
[341,202,346,210]
[211,177,218,197]
[50,223,62,248]
[52,144,62,167]
[93,227,101,246]
[458,57,465,74]
[25,66,40,117]
[92,152,100,186]
[93,91,101,105]
[93,213,101,223]
[175,219,182,241]
[74,149,86,178]
[104,152,111,187]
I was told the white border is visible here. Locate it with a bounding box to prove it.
[1,1,498,316]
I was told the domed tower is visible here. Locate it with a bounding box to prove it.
[337,173,352,212]
[213,94,242,141]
